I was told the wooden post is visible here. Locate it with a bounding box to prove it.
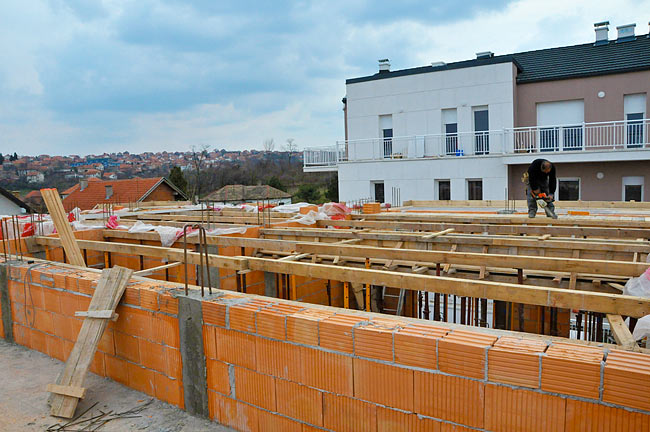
[365,258,371,312]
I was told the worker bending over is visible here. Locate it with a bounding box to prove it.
[523,158,558,219]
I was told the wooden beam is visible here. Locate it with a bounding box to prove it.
[422,228,455,239]
[606,314,638,349]
[316,219,650,240]
[35,237,248,271]
[244,257,650,317]
[292,242,646,277]
[133,262,182,276]
[49,266,133,418]
[46,384,86,399]
[41,188,85,267]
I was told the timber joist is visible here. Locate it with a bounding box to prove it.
[316,219,650,240]
[353,212,650,228]
[33,235,650,317]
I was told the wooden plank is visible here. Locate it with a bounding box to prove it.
[606,314,638,349]
[35,237,248,271]
[316,219,650,240]
[74,310,118,319]
[133,261,182,276]
[46,384,86,399]
[41,189,85,267]
[422,228,455,239]
[49,266,133,418]
[443,244,457,273]
[244,257,650,317]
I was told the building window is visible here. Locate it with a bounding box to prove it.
[442,109,458,155]
[473,108,489,155]
[373,181,385,203]
[379,115,393,158]
[437,180,451,200]
[558,178,580,201]
[622,176,644,201]
[626,113,644,148]
[467,179,482,200]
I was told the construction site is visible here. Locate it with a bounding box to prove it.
[1,192,650,432]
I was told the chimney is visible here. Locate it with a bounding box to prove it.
[594,21,609,45]
[616,23,636,42]
[80,179,88,191]
[476,51,494,59]
[378,59,390,73]
[105,185,113,199]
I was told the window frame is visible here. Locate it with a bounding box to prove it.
[467,179,483,200]
[622,176,644,202]
[436,179,451,200]
[556,177,581,201]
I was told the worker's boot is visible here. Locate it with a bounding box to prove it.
[543,207,558,219]
[528,209,537,218]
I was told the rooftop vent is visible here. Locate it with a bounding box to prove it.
[378,59,390,73]
[616,23,636,42]
[476,51,494,59]
[105,185,113,199]
[431,61,446,67]
[594,21,609,45]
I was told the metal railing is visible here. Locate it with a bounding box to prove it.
[303,119,650,169]
[509,119,650,153]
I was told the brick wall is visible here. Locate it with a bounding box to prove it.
[3,259,649,432]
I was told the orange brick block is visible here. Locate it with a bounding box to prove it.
[565,399,650,432]
[354,323,395,362]
[207,359,230,395]
[153,313,180,348]
[52,313,70,341]
[215,328,256,370]
[105,355,129,385]
[203,325,217,359]
[165,347,183,379]
[127,363,155,396]
[484,384,565,432]
[208,390,221,421]
[286,308,333,346]
[122,287,140,307]
[300,346,353,396]
[256,337,301,381]
[234,367,276,411]
[258,410,302,432]
[97,328,115,356]
[488,337,546,388]
[30,328,47,353]
[256,308,287,340]
[203,301,226,327]
[319,314,365,354]
[33,309,54,335]
[139,289,160,311]
[276,379,323,426]
[603,349,650,411]
[230,300,267,333]
[394,324,447,369]
[158,293,178,315]
[139,338,166,373]
[59,293,78,316]
[414,371,484,429]
[89,351,105,376]
[541,342,603,399]
[218,394,259,432]
[26,285,45,310]
[323,393,377,432]
[114,306,153,339]
[114,331,140,363]
[154,373,184,408]
[45,334,65,361]
[377,406,441,432]
[42,288,61,313]
[354,358,413,411]
[438,330,497,380]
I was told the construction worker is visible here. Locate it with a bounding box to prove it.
[522,158,558,219]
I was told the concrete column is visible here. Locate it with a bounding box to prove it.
[0,264,13,342]
[178,295,209,417]
[264,272,277,298]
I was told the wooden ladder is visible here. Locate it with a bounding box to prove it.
[381,286,406,316]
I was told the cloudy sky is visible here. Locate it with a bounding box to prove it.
[1,0,649,156]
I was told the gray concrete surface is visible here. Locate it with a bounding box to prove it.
[0,339,233,432]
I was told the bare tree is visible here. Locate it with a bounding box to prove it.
[284,138,297,164]
[189,144,211,201]
[262,138,275,152]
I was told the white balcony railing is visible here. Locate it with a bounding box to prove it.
[509,119,649,153]
[303,119,650,170]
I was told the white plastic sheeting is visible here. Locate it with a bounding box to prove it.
[624,264,650,341]
[127,220,249,247]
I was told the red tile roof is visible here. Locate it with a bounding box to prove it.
[61,177,176,211]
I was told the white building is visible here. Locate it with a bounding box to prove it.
[305,22,650,203]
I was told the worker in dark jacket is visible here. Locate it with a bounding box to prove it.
[523,159,557,218]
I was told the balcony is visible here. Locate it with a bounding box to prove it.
[303,119,650,171]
